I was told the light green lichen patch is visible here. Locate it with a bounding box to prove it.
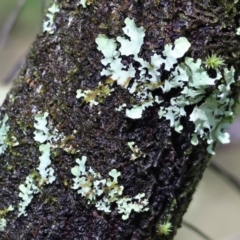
[11,112,74,219]
[189,67,235,154]
[33,112,61,184]
[116,193,149,220]
[0,114,10,155]
[33,111,72,184]
[14,112,65,218]
[42,1,59,34]
[0,205,14,231]
[71,156,149,219]
[34,112,50,143]
[95,17,236,154]
[18,175,40,217]
[116,103,127,112]
[127,142,146,160]
[77,17,235,153]
[0,114,18,155]
[0,218,7,232]
[78,0,94,8]
[37,143,56,185]
[95,18,191,120]
[237,27,240,35]
[158,57,235,154]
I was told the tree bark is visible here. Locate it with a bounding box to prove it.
[0,0,240,239]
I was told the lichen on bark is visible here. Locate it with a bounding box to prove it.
[0,0,240,239]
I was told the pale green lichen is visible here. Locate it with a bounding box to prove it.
[33,111,71,184]
[34,112,50,143]
[236,27,240,35]
[0,114,18,154]
[33,112,62,184]
[95,17,236,154]
[116,18,146,58]
[0,218,7,232]
[189,67,235,154]
[78,0,94,8]
[15,112,65,218]
[42,1,59,34]
[0,114,10,155]
[116,193,149,220]
[115,103,127,112]
[127,142,145,160]
[18,175,40,217]
[0,205,14,231]
[37,143,56,185]
[71,156,149,219]
[95,18,191,120]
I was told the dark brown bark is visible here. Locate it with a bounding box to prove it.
[0,0,240,239]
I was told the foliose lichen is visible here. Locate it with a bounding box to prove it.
[15,112,64,218]
[42,1,60,34]
[77,0,94,8]
[71,156,149,220]
[18,175,40,217]
[76,17,236,155]
[0,115,10,155]
[0,205,14,231]
[33,112,64,185]
[0,114,19,156]
[127,142,146,160]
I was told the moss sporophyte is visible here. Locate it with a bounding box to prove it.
[203,54,225,69]
[0,16,237,231]
[156,221,172,236]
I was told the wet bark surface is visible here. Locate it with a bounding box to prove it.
[0,0,240,239]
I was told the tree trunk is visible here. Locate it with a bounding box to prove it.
[0,0,240,239]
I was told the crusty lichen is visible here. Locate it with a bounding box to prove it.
[0,115,10,155]
[78,0,94,8]
[79,17,236,155]
[71,156,149,220]
[42,1,60,34]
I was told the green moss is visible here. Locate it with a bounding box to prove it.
[204,54,225,69]
[156,221,172,236]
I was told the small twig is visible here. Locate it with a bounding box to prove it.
[0,0,27,51]
[209,161,240,192]
[183,221,214,240]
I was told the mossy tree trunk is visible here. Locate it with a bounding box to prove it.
[1,0,240,239]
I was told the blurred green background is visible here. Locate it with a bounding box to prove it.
[0,1,240,239]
